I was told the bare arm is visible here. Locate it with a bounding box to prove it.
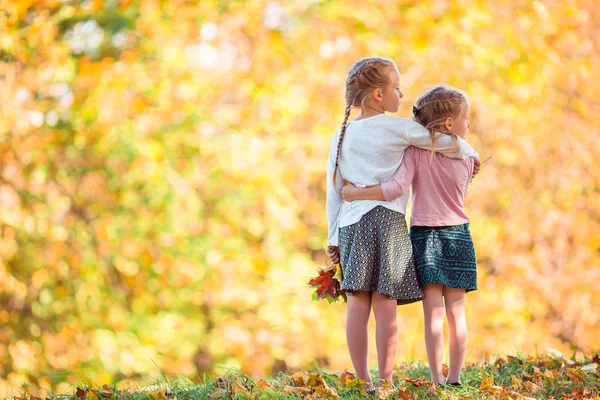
[342,147,417,202]
[342,184,385,202]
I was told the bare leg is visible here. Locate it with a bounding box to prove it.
[371,292,398,382]
[422,284,445,384]
[346,291,372,383]
[443,286,467,384]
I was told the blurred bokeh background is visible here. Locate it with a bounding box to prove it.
[1,0,599,396]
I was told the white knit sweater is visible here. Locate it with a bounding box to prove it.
[326,114,479,246]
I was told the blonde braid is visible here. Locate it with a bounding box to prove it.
[332,103,352,189]
[330,57,398,189]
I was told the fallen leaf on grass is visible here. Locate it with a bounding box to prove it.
[75,387,88,399]
[375,380,395,399]
[543,369,559,380]
[507,355,524,365]
[307,373,340,399]
[514,395,537,400]
[207,388,227,399]
[425,384,438,395]
[511,376,523,389]
[212,377,230,389]
[564,387,593,400]
[282,386,311,396]
[579,363,598,374]
[257,378,271,389]
[96,384,121,399]
[523,380,542,393]
[479,377,494,390]
[397,387,415,400]
[337,369,356,386]
[566,368,585,384]
[405,377,430,387]
[292,370,309,386]
[146,389,173,399]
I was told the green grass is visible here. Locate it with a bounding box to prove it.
[10,352,600,400]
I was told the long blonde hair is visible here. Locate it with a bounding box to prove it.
[332,57,398,189]
[412,85,469,158]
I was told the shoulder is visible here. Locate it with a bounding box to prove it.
[376,114,411,127]
[378,115,428,135]
[377,114,415,124]
[330,126,341,141]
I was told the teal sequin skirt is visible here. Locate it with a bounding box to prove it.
[410,224,477,292]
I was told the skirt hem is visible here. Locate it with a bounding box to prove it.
[342,285,424,305]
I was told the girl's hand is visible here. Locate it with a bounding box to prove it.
[326,246,340,265]
[341,184,359,202]
[473,158,481,177]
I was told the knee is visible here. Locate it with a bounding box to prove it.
[428,306,445,322]
[446,308,466,326]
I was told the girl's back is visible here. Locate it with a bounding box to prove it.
[406,147,474,227]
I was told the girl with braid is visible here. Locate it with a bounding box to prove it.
[326,59,479,389]
[341,86,478,387]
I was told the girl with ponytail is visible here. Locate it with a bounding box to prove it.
[340,85,479,387]
[326,60,479,390]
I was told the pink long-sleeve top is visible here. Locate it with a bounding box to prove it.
[381,146,474,227]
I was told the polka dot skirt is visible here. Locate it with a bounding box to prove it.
[339,206,424,305]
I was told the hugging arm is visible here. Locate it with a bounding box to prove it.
[342,147,417,202]
[406,119,479,160]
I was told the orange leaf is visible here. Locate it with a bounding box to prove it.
[442,363,449,376]
[282,386,311,396]
[524,381,542,393]
[337,369,356,386]
[309,267,345,303]
[566,368,584,384]
[231,379,247,393]
[292,370,309,386]
[257,378,271,389]
[479,377,494,390]
[406,377,430,387]
[397,387,415,400]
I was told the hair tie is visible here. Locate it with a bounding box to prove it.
[412,105,420,118]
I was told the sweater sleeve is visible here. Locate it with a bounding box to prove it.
[381,146,417,201]
[326,130,344,246]
[406,119,479,160]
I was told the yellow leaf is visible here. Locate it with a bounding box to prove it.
[337,369,355,386]
[479,377,494,390]
[511,376,523,388]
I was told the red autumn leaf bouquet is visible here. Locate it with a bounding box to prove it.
[308,247,346,303]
